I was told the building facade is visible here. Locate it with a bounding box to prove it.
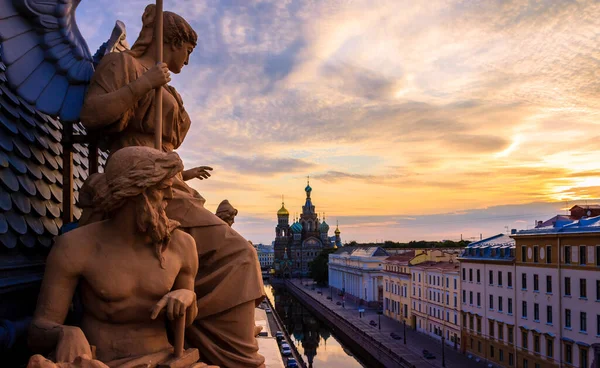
[273,181,340,278]
[383,252,415,327]
[328,247,389,307]
[411,260,462,349]
[256,244,275,269]
[459,234,518,367]
[513,218,600,368]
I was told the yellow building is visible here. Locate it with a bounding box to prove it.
[383,251,415,327]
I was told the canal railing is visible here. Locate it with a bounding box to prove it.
[263,292,308,368]
[286,280,417,368]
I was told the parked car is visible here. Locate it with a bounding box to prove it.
[265,308,272,313]
[336,301,342,305]
[424,352,436,359]
[276,331,284,342]
[281,346,292,356]
[390,332,401,340]
[286,358,298,367]
[369,320,377,326]
[317,290,322,294]
[326,296,332,300]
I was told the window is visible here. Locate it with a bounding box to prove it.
[462,290,466,303]
[523,359,528,368]
[477,269,481,283]
[489,295,494,310]
[580,278,587,298]
[597,280,600,301]
[499,349,504,361]
[581,311,587,332]
[597,315,600,336]
[490,345,495,358]
[454,278,457,289]
[489,320,495,337]
[565,309,571,328]
[469,269,473,282]
[498,271,503,286]
[546,275,552,293]
[533,246,539,262]
[499,296,503,312]
[565,343,572,364]
[498,324,504,340]
[597,245,600,266]
[469,291,473,305]
[522,246,527,262]
[533,274,539,291]
[534,303,539,321]
[508,272,512,287]
[547,338,553,358]
[546,245,552,263]
[565,277,571,296]
[581,347,588,368]
[522,301,527,318]
[478,341,481,352]
[469,315,474,330]
[477,318,481,333]
[509,352,514,366]
[534,335,540,353]
[522,273,527,289]
[477,292,481,307]
[508,326,514,343]
[490,270,494,285]
[565,246,571,264]
[547,306,553,324]
[508,298,513,314]
[522,331,528,349]
[580,245,587,265]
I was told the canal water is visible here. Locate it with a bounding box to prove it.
[264,284,365,368]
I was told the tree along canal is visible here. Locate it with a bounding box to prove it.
[265,283,365,368]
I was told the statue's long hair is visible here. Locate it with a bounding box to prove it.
[129,4,198,58]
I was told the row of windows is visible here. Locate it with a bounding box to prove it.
[462,268,514,287]
[521,244,600,266]
[427,307,458,325]
[385,281,408,296]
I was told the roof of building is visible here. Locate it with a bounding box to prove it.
[277,202,289,216]
[571,204,600,210]
[536,215,575,229]
[410,260,459,271]
[384,250,416,264]
[515,215,600,236]
[458,233,515,261]
[0,55,99,250]
[333,246,389,257]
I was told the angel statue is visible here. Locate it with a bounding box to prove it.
[0,1,265,368]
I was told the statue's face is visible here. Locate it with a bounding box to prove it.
[146,178,174,210]
[168,42,195,74]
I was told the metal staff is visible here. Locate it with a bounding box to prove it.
[154,0,163,150]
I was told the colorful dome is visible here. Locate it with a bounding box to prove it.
[320,220,330,233]
[335,225,341,235]
[277,203,289,216]
[305,184,312,193]
[291,221,303,233]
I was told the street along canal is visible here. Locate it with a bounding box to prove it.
[265,283,365,368]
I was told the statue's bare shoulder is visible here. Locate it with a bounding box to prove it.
[170,229,197,268]
[47,222,109,275]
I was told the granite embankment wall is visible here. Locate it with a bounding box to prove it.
[285,280,415,368]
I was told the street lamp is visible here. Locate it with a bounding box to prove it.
[441,335,446,367]
[403,319,407,345]
[377,309,383,330]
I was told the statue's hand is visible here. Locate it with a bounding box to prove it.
[182,167,213,181]
[150,289,197,321]
[143,62,171,89]
[55,326,92,363]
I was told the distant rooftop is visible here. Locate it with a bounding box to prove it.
[516,215,600,236]
[385,250,416,264]
[333,246,389,258]
[411,260,459,271]
[458,233,515,261]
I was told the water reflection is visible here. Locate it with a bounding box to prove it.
[265,284,365,368]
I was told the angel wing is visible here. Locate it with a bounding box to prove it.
[0,0,94,122]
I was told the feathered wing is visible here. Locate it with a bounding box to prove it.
[0,0,94,122]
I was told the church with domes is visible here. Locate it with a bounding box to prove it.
[273,179,342,278]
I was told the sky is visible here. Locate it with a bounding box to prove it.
[75,0,600,244]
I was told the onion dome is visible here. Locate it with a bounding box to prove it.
[277,197,289,216]
[320,215,330,233]
[335,222,341,235]
[291,220,303,234]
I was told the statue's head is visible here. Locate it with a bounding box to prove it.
[216,199,238,227]
[100,146,184,267]
[130,4,198,73]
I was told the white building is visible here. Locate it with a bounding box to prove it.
[256,244,275,269]
[328,247,390,307]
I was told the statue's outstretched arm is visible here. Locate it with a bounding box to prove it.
[29,236,90,362]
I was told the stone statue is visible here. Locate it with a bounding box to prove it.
[215,200,238,227]
[0,1,264,366]
[79,5,265,368]
[27,147,201,367]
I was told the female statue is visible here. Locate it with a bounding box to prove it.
[79,5,265,368]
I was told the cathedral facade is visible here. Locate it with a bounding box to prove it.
[273,180,342,278]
